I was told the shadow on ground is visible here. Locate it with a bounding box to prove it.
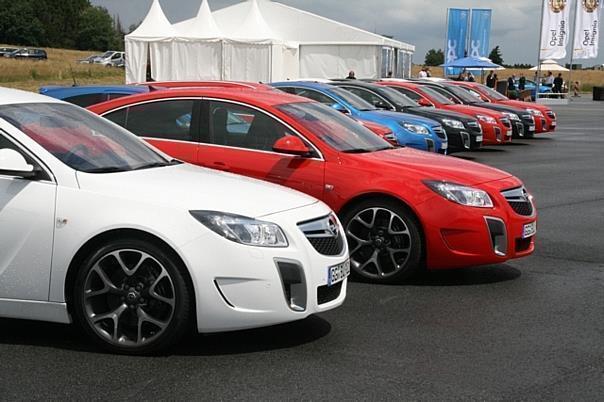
[406,264,521,286]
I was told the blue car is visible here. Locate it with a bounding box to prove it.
[514,79,552,100]
[39,85,149,108]
[272,81,447,153]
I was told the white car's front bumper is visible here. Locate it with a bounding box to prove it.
[178,201,349,333]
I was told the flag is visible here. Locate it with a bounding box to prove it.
[446,8,470,75]
[573,0,603,59]
[540,0,572,59]
[469,9,492,58]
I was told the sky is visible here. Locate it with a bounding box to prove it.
[91,0,604,67]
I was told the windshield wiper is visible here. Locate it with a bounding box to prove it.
[132,159,182,171]
[342,148,371,154]
[84,166,129,173]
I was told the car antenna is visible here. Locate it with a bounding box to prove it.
[69,65,78,87]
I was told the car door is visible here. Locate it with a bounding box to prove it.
[197,99,326,200]
[103,99,201,162]
[340,86,395,110]
[0,129,56,301]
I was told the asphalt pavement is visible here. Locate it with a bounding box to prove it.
[1,97,603,401]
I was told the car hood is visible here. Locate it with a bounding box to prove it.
[469,102,525,114]
[350,147,512,186]
[500,100,549,112]
[407,107,476,122]
[76,163,318,218]
[364,110,440,126]
[445,104,504,118]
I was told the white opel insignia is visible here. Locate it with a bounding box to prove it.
[0,88,349,354]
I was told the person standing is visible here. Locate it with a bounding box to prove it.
[553,73,564,96]
[346,70,356,80]
[507,75,517,99]
[545,71,554,87]
[519,74,526,91]
[418,67,428,78]
[486,70,495,88]
[468,72,476,82]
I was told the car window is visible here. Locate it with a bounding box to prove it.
[293,88,335,106]
[343,87,388,108]
[209,101,295,152]
[64,93,108,108]
[0,132,42,173]
[417,86,455,105]
[121,100,195,142]
[428,86,461,103]
[107,93,130,101]
[390,87,422,101]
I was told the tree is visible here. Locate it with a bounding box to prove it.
[424,49,444,66]
[489,46,504,65]
[0,0,45,46]
[76,6,119,51]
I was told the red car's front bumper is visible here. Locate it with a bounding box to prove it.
[481,121,513,145]
[417,177,537,270]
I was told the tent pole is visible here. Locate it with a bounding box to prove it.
[536,0,545,102]
[567,0,579,100]
[444,8,449,78]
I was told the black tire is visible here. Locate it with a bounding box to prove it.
[72,238,192,355]
[341,198,423,284]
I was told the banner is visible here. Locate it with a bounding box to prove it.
[573,0,603,59]
[446,8,470,74]
[469,9,492,58]
[540,0,572,59]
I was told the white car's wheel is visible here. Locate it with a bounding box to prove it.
[72,239,192,354]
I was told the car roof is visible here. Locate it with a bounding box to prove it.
[39,85,148,98]
[272,81,334,91]
[0,87,64,106]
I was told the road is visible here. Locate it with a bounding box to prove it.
[1,97,603,400]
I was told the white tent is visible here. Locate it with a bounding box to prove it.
[125,0,175,83]
[213,0,415,79]
[530,59,570,72]
[172,0,224,80]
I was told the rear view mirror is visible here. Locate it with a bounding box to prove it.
[273,136,311,156]
[0,148,37,178]
[374,101,393,110]
[417,98,433,107]
[331,103,350,115]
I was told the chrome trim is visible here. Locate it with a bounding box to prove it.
[484,216,508,257]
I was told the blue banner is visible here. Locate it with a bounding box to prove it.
[446,8,470,76]
[469,9,492,58]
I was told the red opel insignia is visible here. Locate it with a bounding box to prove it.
[447,81,557,133]
[377,80,514,145]
[89,87,537,283]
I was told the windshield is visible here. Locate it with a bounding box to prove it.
[418,86,455,105]
[276,102,393,153]
[100,51,113,58]
[376,86,419,108]
[443,85,481,103]
[330,87,377,111]
[477,84,508,100]
[0,103,172,173]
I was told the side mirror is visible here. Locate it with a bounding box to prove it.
[417,98,433,107]
[0,148,37,178]
[331,103,350,115]
[374,101,393,110]
[273,136,311,157]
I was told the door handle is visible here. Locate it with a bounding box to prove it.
[212,162,231,172]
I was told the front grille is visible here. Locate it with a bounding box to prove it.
[501,118,511,128]
[432,126,447,139]
[521,114,534,123]
[298,214,345,256]
[317,281,343,304]
[501,187,534,216]
[466,120,482,133]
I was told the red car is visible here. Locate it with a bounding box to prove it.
[377,80,513,145]
[89,87,537,283]
[447,81,557,133]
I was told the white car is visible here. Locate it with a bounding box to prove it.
[0,88,349,354]
[93,51,125,66]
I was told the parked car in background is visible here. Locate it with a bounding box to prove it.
[94,51,125,66]
[415,81,536,139]
[39,85,148,108]
[4,48,47,60]
[515,78,552,101]
[89,87,537,284]
[272,81,448,153]
[448,81,557,133]
[329,80,482,152]
[78,54,101,64]
[0,47,17,56]
[0,87,348,354]
[378,80,512,145]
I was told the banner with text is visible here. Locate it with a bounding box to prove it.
[446,8,470,74]
[469,9,492,58]
[540,0,572,59]
[573,0,603,59]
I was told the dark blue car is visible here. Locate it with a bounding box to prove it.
[39,85,149,108]
[272,81,447,153]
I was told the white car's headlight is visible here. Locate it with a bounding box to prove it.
[442,118,465,129]
[190,211,288,247]
[476,114,497,125]
[400,122,430,135]
[423,181,493,208]
[503,112,521,121]
[526,108,544,117]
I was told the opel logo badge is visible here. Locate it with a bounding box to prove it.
[327,216,339,238]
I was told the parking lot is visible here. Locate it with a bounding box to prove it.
[1,98,602,400]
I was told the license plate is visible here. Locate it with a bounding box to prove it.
[529,125,535,131]
[476,135,483,142]
[328,259,350,286]
[441,142,448,150]
[522,222,537,239]
[551,121,557,126]
[506,130,513,137]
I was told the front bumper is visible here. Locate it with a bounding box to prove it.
[417,177,537,269]
[446,126,483,152]
[480,121,512,145]
[178,202,349,333]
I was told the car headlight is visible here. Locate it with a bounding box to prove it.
[476,114,497,125]
[400,122,430,135]
[526,108,544,117]
[503,112,521,121]
[423,180,494,208]
[442,118,465,129]
[190,211,288,247]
